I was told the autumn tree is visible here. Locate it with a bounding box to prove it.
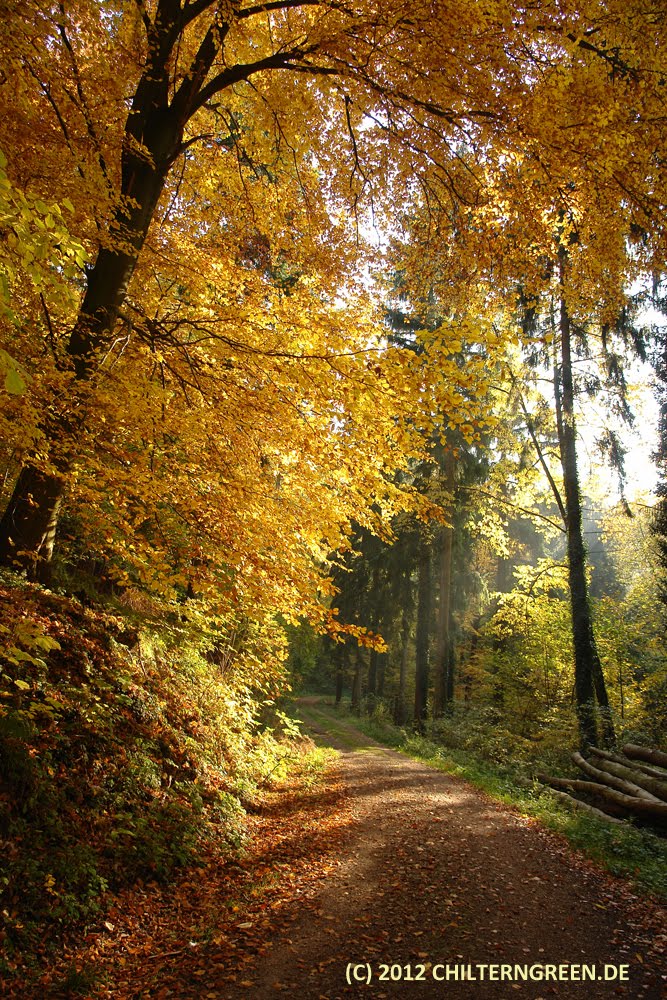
[2,0,667,698]
[1,0,561,647]
[389,1,667,746]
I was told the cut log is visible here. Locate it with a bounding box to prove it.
[587,748,667,802]
[622,743,667,770]
[571,752,661,803]
[536,773,667,822]
[637,762,667,782]
[586,745,641,769]
[547,788,628,825]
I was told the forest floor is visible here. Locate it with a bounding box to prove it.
[15,698,667,1000]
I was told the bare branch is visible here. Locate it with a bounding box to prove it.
[57,3,110,184]
[237,0,321,18]
[192,49,335,113]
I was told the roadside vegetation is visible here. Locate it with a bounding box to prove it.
[0,572,328,985]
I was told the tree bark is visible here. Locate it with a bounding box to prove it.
[366,647,378,714]
[0,464,66,581]
[433,450,455,718]
[622,743,667,770]
[377,650,386,699]
[334,642,346,707]
[572,752,662,802]
[538,773,667,821]
[0,6,251,574]
[555,265,615,749]
[335,664,344,707]
[586,750,667,801]
[414,533,431,729]
[0,86,177,574]
[394,609,410,726]
[351,645,364,715]
[547,788,628,825]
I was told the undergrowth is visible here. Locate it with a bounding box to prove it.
[0,573,308,978]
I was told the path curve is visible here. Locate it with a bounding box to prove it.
[224,706,666,1000]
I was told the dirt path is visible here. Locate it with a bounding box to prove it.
[19,703,666,1000]
[221,704,667,1000]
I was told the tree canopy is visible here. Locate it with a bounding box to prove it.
[1,0,666,678]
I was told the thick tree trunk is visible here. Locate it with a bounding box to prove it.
[377,650,386,698]
[366,649,377,715]
[540,744,667,826]
[491,555,512,706]
[537,773,667,821]
[0,144,173,575]
[0,465,66,581]
[572,752,662,802]
[587,749,667,800]
[414,534,431,729]
[335,665,344,707]
[623,743,667,770]
[0,12,199,575]
[446,640,455,704]
[433,450,455,718]
[334,643,346,707]
[555,273,614,749]
[546,788,628,825]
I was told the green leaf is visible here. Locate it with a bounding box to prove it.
[4,364,25,395]
[13,679,31,691]
[34,635,61,651]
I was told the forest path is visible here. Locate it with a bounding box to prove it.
[23,701,666,1000]
[220,699,667,1000]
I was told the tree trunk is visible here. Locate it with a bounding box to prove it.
[0,13,205,575]
[491,556,512,706]
[351,645,364,715]
[555,268,614,749]
[0,145,173,575]
[446,641,455,704]
[433,450,455,718]
[335,666,344,707]
[334,643,346,707]
[623,743,667,770]
[377,650,386,699]
[394,610,410,726]
[538,773,667,822]
[0,464,67,581]
[572,752,662,802]
[587,749,667,801]
[414,534,431,729]
[367,648,378,710]
[546,788,628,825]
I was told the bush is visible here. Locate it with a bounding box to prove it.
[0,575,296,967]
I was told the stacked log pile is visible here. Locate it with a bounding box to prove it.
[538,744,667,829]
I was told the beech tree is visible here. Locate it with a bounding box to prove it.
[1,0,666,657]
[1,0,490,629]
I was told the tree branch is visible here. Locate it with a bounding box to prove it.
[237,0,321,18]
[191,49,335,113]
[506,364,567,523]
[458,485,566,533]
